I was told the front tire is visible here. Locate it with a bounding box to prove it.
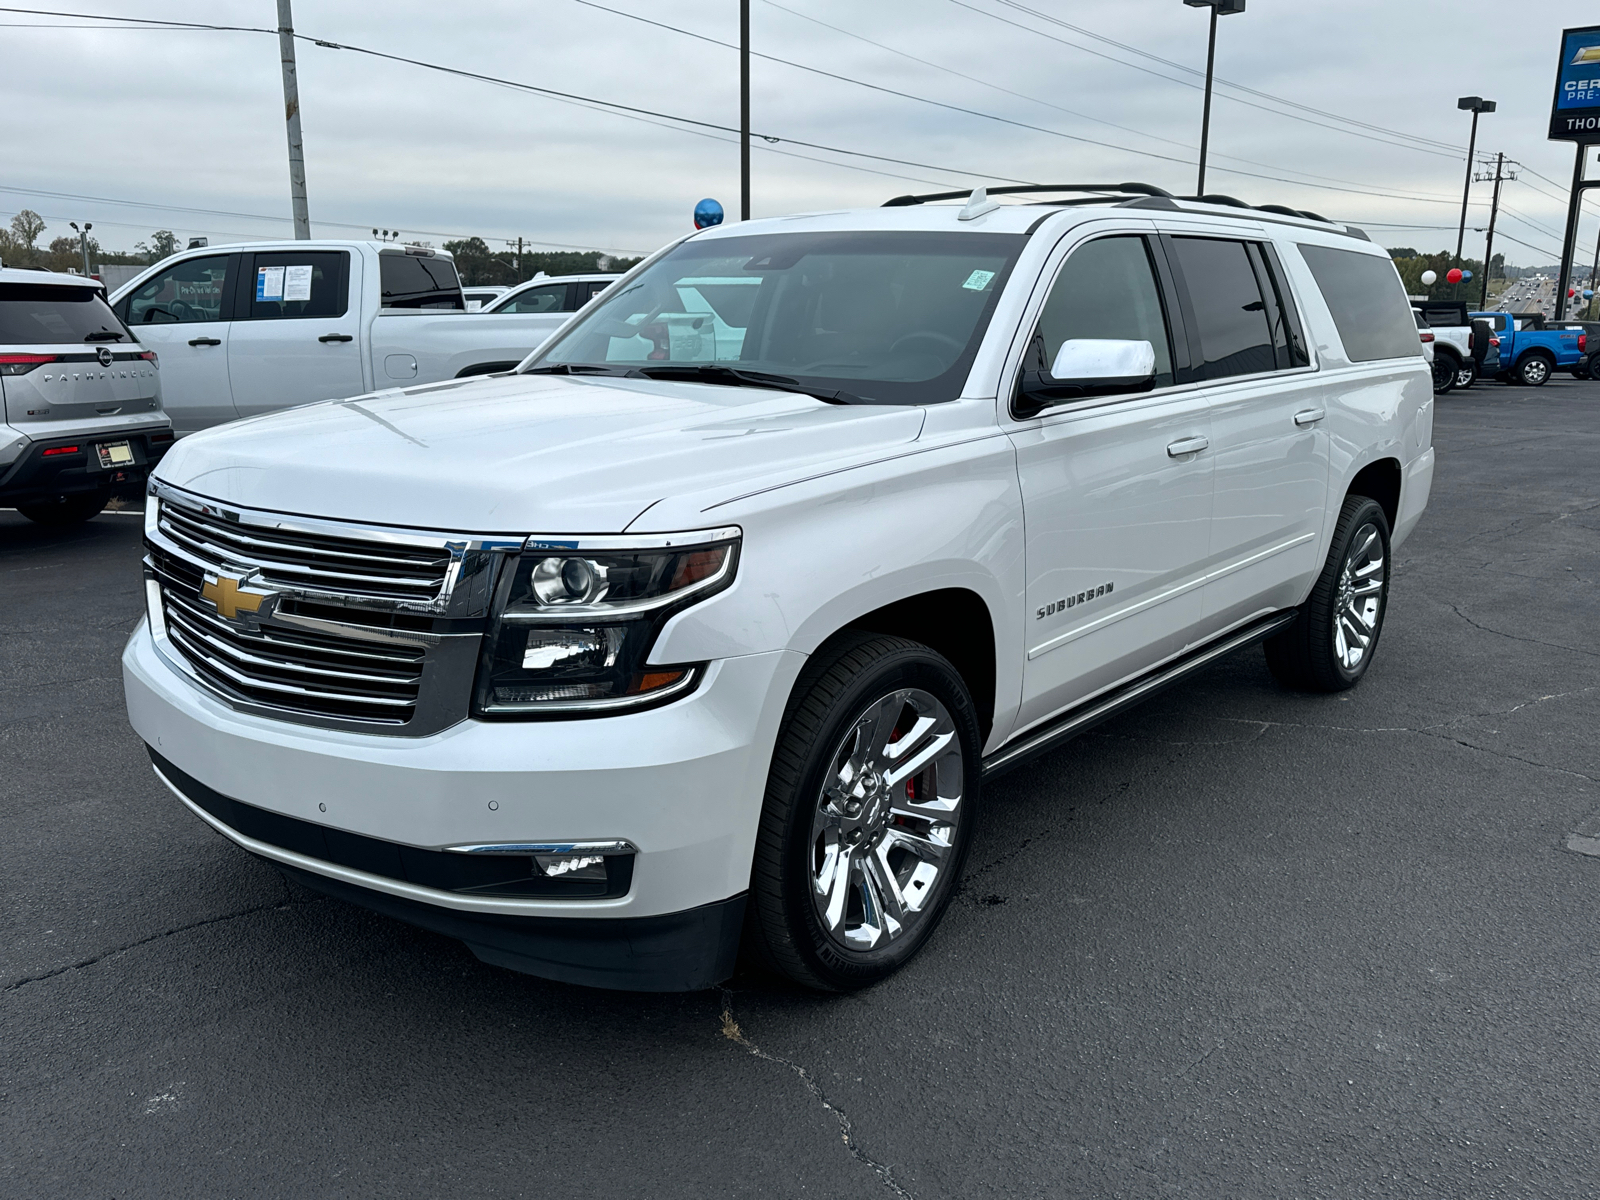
[1264,496,1391,693]
[746,633,983,991]
[14,493,108,527]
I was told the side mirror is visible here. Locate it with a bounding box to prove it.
[1015,339,1157,418]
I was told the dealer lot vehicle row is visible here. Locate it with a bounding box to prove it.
[123,184,1433,993]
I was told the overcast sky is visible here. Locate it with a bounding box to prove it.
[2,0,1592,266]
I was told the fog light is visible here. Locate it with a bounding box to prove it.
[534,853,608,882]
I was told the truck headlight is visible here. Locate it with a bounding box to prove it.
[473,527,740,717]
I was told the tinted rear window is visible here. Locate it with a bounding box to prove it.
[1168,237,1276,381]
[245,251,349,319]
[379,254,464,309]
[0,283,131,345]
[1298,245,1419,362]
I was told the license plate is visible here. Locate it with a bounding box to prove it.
[97,441,134,468]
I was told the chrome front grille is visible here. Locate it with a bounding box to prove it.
[144,483,518,735]
[157,494,455,603]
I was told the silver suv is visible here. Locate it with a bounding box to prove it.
[1,267,171,525]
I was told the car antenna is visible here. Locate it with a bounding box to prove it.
[958,187,1001,221]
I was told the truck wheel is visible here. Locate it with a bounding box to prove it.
[1453,359,1477,390]
[1264,495,1391,693]
[1586,355,1600,382]
[14,493,108,527]
[1430,354,1457,394]
[1516,354,1553,387]
[746,633,982,991]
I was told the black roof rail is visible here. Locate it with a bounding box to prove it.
[1178,193,1252,209]
[882,182,1174,207]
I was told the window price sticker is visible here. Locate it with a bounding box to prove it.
[284,264,313,302]
[256,265,285,301]
[962,269,997,291]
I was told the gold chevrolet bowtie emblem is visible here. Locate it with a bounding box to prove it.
[201,573,268,620]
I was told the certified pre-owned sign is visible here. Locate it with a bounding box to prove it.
[1551,25,1600,141]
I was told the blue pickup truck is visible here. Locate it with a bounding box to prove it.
[1470,310,1586,387]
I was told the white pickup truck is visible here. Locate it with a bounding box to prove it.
[108,242,574,435]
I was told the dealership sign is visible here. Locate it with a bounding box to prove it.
[1551,25,1600,141]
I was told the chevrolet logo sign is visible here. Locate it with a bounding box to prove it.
[201,572,271,621]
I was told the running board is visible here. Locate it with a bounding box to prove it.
[981,610,1298,781]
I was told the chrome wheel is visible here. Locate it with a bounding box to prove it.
[809,687,964,952]
[1454,361,1476,389]
[1334,522,1385,671]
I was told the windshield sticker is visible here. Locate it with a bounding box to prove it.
[962,269,996,291]
[283,264,314,302]
[256,265,285,302]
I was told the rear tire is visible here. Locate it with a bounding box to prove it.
[745,633,983,992]
[1516,354,1553,387]
[1430,354,1457,394]
[1264,496,1391,693]
[1453,359,1477,390]
[14,493,108,527]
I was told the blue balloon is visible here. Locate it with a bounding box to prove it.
[1586,289,1595,299]
[693,198,725,230]
[1461,269,1473,281]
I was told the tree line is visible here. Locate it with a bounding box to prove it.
[441,237,642,286]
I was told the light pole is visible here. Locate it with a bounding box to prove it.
[69,221,92,276]
[1454,96,1495,263]
[740,0,750,221]
[277,0,311,239]
[1184,0,1245,196]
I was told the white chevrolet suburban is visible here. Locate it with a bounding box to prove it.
[1,267,172,524]
[107,242,579,436]
[122,184,1434,993]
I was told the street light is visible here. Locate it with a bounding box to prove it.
[1184,0,1246,196]
[69,220,92,277]
[1454,96,1495,264]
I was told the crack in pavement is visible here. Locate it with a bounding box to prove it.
[719,991,914,1199]
[2,890,319,994]
[1448,603,1600,659]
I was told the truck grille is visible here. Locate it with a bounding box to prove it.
[156,495,454,603]
[149,547,427,725]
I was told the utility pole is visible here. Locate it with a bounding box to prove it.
[1478,153,1508,309]
[1184,0,1245,196]
[1587,216,1600,319]
[1454,97,1495,264]
[277,0,312,239]
[69,220,92,277]
[740,0,750,221]
[1554,143,1596,321]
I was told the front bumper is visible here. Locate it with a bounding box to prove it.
[123,620,804,989]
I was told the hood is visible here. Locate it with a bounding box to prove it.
[153,373,927,533]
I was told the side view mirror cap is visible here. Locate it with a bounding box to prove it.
[1015,339,1157,417]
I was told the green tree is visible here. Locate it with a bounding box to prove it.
[10,209,45,252]
[135,230,180,263]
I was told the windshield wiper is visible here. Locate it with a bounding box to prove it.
[522,362,625,376]
[629,363,858,405]
[83,330,126,342]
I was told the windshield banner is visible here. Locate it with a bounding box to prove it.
[1551,25,1600,141]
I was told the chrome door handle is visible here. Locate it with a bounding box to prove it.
[1294,407,1326,427]
[318,333,354,343]
[187,336,221,347]
[1166,435,1209,458]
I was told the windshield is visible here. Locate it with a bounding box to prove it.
[528,230,1027,404]
[0,283,132,344]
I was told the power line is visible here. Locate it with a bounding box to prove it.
[986,0,1463,154]
[756,0,1465,204]
[946,0,1463,161]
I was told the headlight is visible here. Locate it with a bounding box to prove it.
[473,527,740,717]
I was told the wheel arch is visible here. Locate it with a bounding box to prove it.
[1346,456,1402,532]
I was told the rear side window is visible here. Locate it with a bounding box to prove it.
[0,284,131,345]
[498,284,567,314]
[380,253,464,310]
[123,255,232,325]
[1027,235,1175,388]
[1168,237,1277,381]
[244,251,349,320]
[1297,244,1419,362]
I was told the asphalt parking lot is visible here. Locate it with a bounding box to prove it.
[4,378,1598,1199]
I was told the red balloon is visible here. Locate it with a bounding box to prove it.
[1570,288,1577,297]
[1446,268,1463,284]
